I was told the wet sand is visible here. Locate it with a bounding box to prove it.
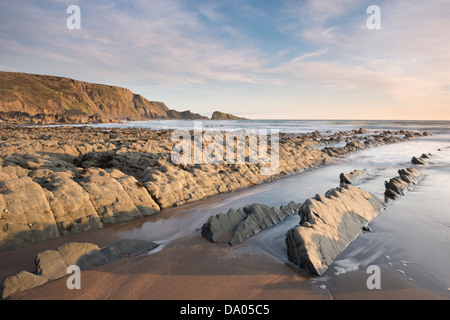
[6,232,445,300]
[8,233,330,300]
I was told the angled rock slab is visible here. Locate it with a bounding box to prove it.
[411,156,426,165]
[202,201,300,245]
[201,208,247,243]
[339,169,377,185]
[384,168,423,200]
[285,185,385,276]
[1,271,48,299]
[229,201,300,246]
[100,239,159,262]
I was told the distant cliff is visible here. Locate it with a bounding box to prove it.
[0,71,205,121]
[211,111,247,120]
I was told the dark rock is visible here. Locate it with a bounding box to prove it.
[411,156,426,165]
[340,169,376,185]
[100,239,159,262]
[285,185,384,276]
[201,208,247,243]
[385,168,423,200]
[201,201,300,245]
[420,153,432,159]
[229,201,300,246]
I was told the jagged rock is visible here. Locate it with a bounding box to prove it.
[0,126,425,251]
[285,185,385,276]
[202,201,300,245]
[229,202,300,246]
[339,169,376,185]
[357,128,369,134]
[420,153,432,159]
[201,208,247,243]
[385,168,423,200]
[411,156,426,165]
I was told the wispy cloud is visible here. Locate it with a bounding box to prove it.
[0,0,449,119]
[272,0,450,113]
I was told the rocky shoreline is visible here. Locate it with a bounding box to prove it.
[1,239,159,299]
[285,184,385,276]
[0,111,124,126]
[0,125,429,252]
[285,165,426,276]
[199,164,427,277]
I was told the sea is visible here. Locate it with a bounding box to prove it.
[77,119,450,135]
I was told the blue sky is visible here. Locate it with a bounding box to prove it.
[1,0,449,119]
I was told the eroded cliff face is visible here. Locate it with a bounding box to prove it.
[0,71,205,121]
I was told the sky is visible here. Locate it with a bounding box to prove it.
[0,0,449,120]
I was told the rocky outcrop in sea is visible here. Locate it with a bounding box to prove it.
[285,185,385,276]
[201,201,300,246]
[384,167,423,200]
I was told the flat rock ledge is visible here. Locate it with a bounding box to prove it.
[1,239,158,299]
[285,185,385,276]
[201,201,300,246]
[384,167,423,200]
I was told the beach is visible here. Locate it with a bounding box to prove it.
[0,120,449,301]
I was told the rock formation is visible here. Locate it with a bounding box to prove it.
[286,165,425,276]
[1,239,158,299]
[211,111,247,120]
[165,109,208,120]
[0,126,427,252]
[411,153,433,165]
[384,167,423,200]
[202,201,300,246]
[411,156,426,165]
[339,169,377,185]
[285,185,385,276]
